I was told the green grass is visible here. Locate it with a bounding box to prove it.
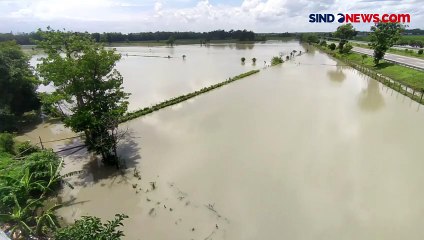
[343,52,424,90]
[260,36,296,41]
[121,70,260,122]
[316,44,424,92]
[271,56,283,66]
[0,151,22,179]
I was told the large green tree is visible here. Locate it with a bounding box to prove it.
[334,23,356,41]
[36,28,129,167]
[0,41,40,117]
[334,24,356,53]
[369,22,404,64]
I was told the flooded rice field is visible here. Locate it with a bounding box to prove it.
[20,41,424,240]
[116,41,302,111]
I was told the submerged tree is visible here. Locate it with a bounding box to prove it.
[166,35,176,46]
[271,56,283,66]
[369,22,404,65]
[36,28,129,167]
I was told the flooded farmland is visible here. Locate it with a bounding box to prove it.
[20,41,424,240]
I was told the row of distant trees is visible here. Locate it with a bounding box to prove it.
[0,29,274,45]
[301,22,406,65]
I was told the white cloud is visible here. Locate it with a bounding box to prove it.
[0,0,422,33]
[154,1,163,12]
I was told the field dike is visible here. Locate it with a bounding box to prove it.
[121,69,260,122]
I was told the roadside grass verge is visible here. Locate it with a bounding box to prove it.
[342,51,424,90]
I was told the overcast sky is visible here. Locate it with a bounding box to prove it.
[0,0,422,33]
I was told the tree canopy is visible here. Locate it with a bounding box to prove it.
[36,28,129,166]
[0,41,40,121]
[334,23,357,40]
[0,29,262,45]
[369,22,404,64]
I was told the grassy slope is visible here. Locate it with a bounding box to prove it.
[317,45,424,90]
[343,52,424,89]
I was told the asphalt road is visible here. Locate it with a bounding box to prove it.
[348,40,422,52]
[352,46,424,70]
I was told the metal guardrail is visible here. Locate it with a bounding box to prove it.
[351,48,424,71]
[342,58,424,104]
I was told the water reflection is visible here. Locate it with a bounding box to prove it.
[327,66,347,83]
[302,43,316,55]
[235,43,254,50]
[358,79,385,112]
[209,44,227,49]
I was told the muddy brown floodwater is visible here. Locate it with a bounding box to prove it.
[19,41,424,240]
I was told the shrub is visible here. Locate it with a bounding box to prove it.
[320,40,327,47]
[0,139,83,239]
[25,150,60,182]
[328,43,336,51]
[418,49,423,55]
[342,43,353,54]
[361,54,368,64]
[0,152,22,198]
[338,41,346,53]
[15,141,41,156]
[55,214,129,240]
[271,56,283,66]
[0,114,17,132]
[305,34,319,44]
[0,133,15,154]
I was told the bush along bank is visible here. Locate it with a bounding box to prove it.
[314,43,424,105]
[120,69,260,122]
[271,56,284,66]
[0,134,129,239]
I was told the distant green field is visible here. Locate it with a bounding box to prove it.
[400,35,424,41]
